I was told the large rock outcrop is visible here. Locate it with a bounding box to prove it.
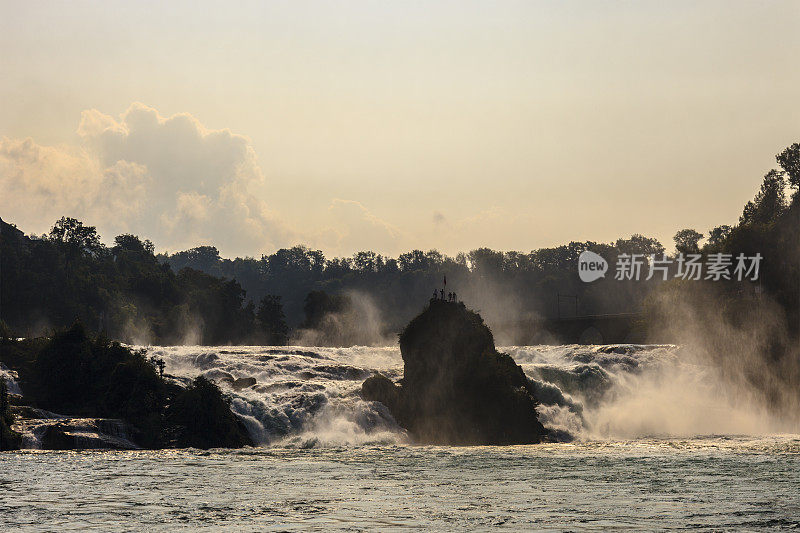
[362,299,546,445]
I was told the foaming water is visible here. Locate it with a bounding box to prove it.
[5,344,800,530]
[145,343,800,446]
[0,362,22,396]
[152,345,407,446]
[508,344,800,439]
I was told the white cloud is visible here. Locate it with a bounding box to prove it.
[0,137,149,237]
[0,103,291,256]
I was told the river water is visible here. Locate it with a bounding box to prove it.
[2,344,799,530]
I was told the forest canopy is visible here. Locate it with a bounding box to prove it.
[1,143,797,346]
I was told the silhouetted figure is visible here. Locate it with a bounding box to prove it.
[440,288,444,300]
[453,292,457,303]
[151,356,166,378]
[432,290,438,300]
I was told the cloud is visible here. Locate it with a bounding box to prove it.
[0,103,291,256]
[314,199,406,255]
[0,137,149,237]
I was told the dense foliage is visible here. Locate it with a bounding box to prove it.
[648,143,800,339]
[165,376,251,449]
[0,324,251,449]
[1,143,797,347]
[0,219,287,345]
[160,235,669,337]
[1,216,668,345]
[643,145,800,416]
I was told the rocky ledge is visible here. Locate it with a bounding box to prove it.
[362,299,546,445]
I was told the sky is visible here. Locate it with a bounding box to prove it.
[1,1,798,258]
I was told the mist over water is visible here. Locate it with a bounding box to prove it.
[290,291,394,347]
[7,329,800,531]
[146,341,799,447]
[514,345,799,439]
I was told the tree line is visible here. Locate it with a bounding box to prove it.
[1,143,797,346]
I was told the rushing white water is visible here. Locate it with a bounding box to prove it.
[5,344,800,531]
[152,345,405,447]
[146,343,800,446]
[0,362,22,396]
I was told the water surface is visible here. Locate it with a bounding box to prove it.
[4,344,799,530]
[2,438,799,531]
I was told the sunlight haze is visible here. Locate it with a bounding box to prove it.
[1,0,798,257]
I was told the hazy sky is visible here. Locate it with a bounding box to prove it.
[1,1,798,257]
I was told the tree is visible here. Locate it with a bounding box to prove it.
[256,295,289,345]
[468,248,504,276]
[165,376,251,449]
[398,250,428,272]
[0,320,12,340]
[301,291,347,329]
[706,225,732,248]
[776,143,800,190]
[113,234,155,255]
[740,169,786,226]
[353,251,379,272]
[170,246,222,273]
[615,234,665,256]
[48,217,103,256]
[673,229,703,255]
